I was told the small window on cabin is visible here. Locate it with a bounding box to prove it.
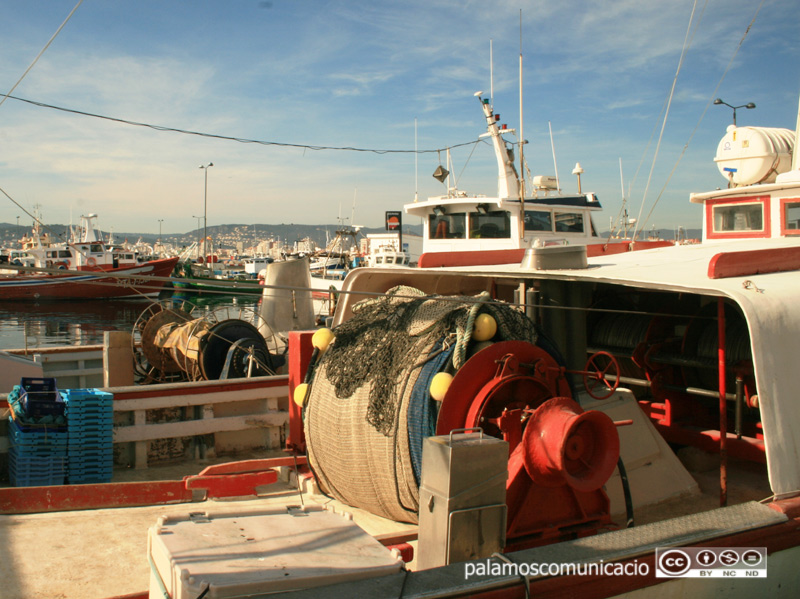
[90,243,103,253]
[555,212,585,233]
[784,201,800,231]
[376,257,383,264]
[713,203,764,233]
[428,213,466,239]
[469,211,511,239]
[524,210,553,232]
[46,250,57,258]
[59,250,72,258]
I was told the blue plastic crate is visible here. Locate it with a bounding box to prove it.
[18,377,66,419]
[9,448,66,487]
[68,475,112,485]
[67,447,114,462]
[68,456,113,466]
[67,420,113,430]
[67,465,113,484]
[69,435,112,446]
[9,417,69,449]
[62,389,114,415]
[62,388,114,402]
[68,442,114,452]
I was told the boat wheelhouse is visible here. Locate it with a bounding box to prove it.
[405,94,670,268]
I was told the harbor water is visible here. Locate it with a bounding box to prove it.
[0,292,261,352]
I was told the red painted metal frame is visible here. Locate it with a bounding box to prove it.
[0,456,306,514]
[704,194,771,240]
[718,298,728,506]
[287,330,315,453]
[779,197,800,236]
[708,245,800,278]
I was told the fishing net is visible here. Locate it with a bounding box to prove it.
[304,285,538,522]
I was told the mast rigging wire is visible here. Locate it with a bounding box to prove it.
[636,0,766,235]
[0,0,84,111]
[631,0,702,241]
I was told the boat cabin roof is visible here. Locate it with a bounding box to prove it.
[404,194,602,218]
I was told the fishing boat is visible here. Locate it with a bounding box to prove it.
[405,93,672,268]
[0,214,178,300]
[2,91,799,598]
[171,259,265,296]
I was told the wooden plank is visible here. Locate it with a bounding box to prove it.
[112,385,288,411]
[113,411,289,443]
[0,480,192,514]
[35,351,104,362]
[110,376,289,410]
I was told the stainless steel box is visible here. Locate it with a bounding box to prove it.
[417,431,508,569]
[521,244,588,270]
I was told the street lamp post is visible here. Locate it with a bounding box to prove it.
[199,162,214,260]
[713,98,756,127]
[193,215,203,259]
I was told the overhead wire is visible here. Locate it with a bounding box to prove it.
[3,93,481,156]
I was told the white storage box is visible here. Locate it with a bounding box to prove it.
[148,505,404,598]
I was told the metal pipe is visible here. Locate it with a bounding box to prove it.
[617,375,741,402]
[735,376,744,439]
[718,298,728,507]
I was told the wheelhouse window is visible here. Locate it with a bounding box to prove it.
[781,199,800,235]
[469,210,511,239]
[713,203,764,232]
[524,210,553,232]
[58,250,72,258]
[554,212,585,233]
[90,243,104,253]
[428,213,466,239]
[706,196,770,239]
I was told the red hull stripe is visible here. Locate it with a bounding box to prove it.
[418,241,673,268]
[708,246,800,279]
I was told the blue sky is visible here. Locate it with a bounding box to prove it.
[0,0,798,236]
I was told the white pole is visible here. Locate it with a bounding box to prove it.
[414,118,419,202]
[490,39,494,103]
[549,121,561,193]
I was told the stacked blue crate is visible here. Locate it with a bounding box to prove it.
[63,388,114,484]
[7,378,68,487]
[7,418,68,486]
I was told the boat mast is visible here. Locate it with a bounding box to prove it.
[518,12,526,238]
[476,94,520,200]
[548,121,561,193]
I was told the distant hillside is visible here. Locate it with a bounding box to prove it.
[0,221,423,249]
[0,221,699,248]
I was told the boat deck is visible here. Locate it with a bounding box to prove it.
[0,452,416,599]
[0,447,771,599]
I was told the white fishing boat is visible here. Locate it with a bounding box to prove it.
[405,93,672,268]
